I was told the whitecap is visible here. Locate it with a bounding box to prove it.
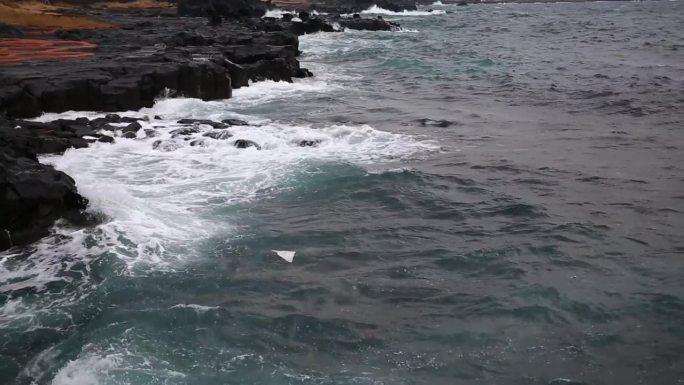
[360,5,447,16]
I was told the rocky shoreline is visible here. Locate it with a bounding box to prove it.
[0,0,408,252]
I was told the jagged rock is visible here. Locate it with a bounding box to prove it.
[98,135,115,143]
[122,132,137,139]
[282,13,294,22]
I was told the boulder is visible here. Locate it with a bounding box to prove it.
[122,121,142,134]
[233,139,261,150]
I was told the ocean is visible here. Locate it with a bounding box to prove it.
[1,1,683,384]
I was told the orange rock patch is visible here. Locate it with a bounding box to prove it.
[0,3,112,29]
[0,38,95,64]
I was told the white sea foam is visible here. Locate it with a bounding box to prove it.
[50,352,123,385]
[9,79,436,278]
[50,341,187,385]
[263,9,327,18]
[432,0,443,4]
[1,76,436,347]
[169,304,221,312]
[263,8,288,18]
[360,5,446,16]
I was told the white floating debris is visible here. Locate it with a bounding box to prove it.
[272,250,295,263]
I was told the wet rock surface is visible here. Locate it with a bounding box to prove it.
[0,121,89,252]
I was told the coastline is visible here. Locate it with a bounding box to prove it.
[0,0,401,252]
[0,0,657,250]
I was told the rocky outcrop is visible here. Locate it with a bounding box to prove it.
[0,58,232,119]
[0,15,313,119]
[0,1,407,252]
[0,123,88,252]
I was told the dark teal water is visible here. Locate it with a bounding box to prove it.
[2,2,684,384]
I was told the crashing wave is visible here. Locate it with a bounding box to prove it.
[360,5,447,16]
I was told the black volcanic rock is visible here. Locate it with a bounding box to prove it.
[0,58,233,119]
[177,0,267,18]
[340,18,399,31]
[0,129,88,252]
[122,121,143,134]
[0,23,24,38]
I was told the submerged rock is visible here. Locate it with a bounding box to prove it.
[122,131,138,139]
[98,135,115,143]
[416,118,454,128]
[177,118,229,129]
[170,127,201,137]
[233,139,261,150]
[203,131,233,140]
[221,118,249,126]
[298,139,322,147]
